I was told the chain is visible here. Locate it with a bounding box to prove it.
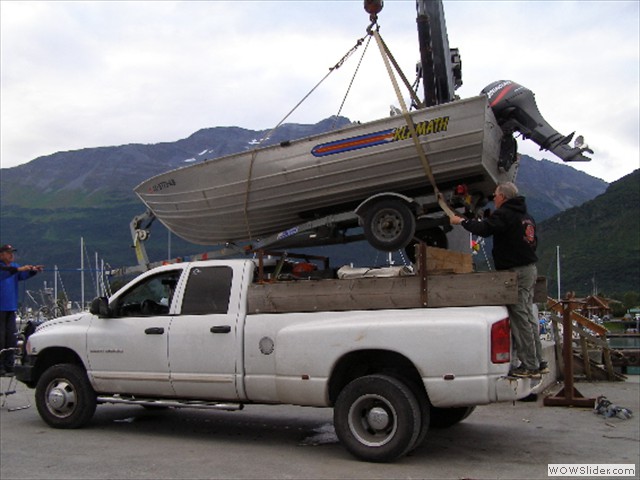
[332,34,372,129]
[330,33,368,72]
[477,236,492,271]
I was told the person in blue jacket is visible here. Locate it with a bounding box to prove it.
[0,244,43,375]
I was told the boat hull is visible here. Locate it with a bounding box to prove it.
[134,95,512,245]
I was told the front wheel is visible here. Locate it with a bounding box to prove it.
[35,363,97,429]
[334,374,422,463]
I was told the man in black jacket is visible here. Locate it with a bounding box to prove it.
[449,182,542,378]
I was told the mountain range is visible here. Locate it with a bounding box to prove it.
[2,116,636,306]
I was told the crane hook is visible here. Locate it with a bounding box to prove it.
[364,0,384,22]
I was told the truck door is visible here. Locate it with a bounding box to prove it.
[168,265,239,400]
[87,268,183,397]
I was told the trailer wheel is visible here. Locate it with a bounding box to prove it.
[429,406,475,429]
[404,227,448,263]
[35,364,97,429]
[334,374,421,463]
[362,199,416,252]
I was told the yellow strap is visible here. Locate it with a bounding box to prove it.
[377,34,424,110]
[372,30,455,217]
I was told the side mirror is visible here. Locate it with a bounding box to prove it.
[90,297,112,317]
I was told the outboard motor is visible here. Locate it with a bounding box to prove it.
[482,80,593,163]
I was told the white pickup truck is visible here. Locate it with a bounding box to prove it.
[16,258,538,462]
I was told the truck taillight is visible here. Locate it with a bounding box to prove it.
[491,318,511,363]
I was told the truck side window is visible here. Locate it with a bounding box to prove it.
[181,266,233,315]
[111,271,178,317]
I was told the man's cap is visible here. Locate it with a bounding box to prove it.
[0,244,17,253]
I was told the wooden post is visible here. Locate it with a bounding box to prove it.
[418,243,428,307]
[602,349,615,381]
[544,299,595,408]
[579,326,592,380]
[551,316,564,377]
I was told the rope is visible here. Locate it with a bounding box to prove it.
[371,29,455,218]
[243,31,370,242]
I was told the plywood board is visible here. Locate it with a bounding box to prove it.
[422,246,473,274]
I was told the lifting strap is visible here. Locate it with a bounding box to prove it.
[371,28,455,218]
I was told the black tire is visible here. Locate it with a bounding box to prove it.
[404,379,431,452]
[362,199,416,252]
[404,227,448,263]
[35,363,97,429]
[334,374,422,463]
[429,406,475,429]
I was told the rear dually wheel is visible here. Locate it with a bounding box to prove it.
[333,374,422,462]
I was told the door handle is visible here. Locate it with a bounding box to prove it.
[145,327,165,335]
[210,325,231,334]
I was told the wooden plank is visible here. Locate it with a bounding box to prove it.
[533,276,548,303]
[579,329,592,380]
[548,314,610,348]
[546,298,608,336]
[247,271,517,314]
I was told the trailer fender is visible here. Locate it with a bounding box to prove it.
[354,192,418,218]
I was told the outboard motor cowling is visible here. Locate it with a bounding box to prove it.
[482,80,593,162]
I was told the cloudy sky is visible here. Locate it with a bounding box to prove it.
[1,0,638,183]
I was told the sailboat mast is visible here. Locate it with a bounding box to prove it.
[556,245,561,300]
[81,237,85,309]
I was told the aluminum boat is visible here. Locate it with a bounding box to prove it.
[134,95,512,245]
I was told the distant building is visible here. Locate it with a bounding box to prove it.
[578,295,612,320]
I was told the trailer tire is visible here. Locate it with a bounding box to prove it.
[404,227,448,263]
[35,363,97,429]
[362,199,416,252]
[334,374,421,462]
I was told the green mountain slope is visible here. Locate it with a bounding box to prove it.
[536,169,640,297]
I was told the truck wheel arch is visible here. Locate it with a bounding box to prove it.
[328,349,427,406]
[28,347,87,388]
